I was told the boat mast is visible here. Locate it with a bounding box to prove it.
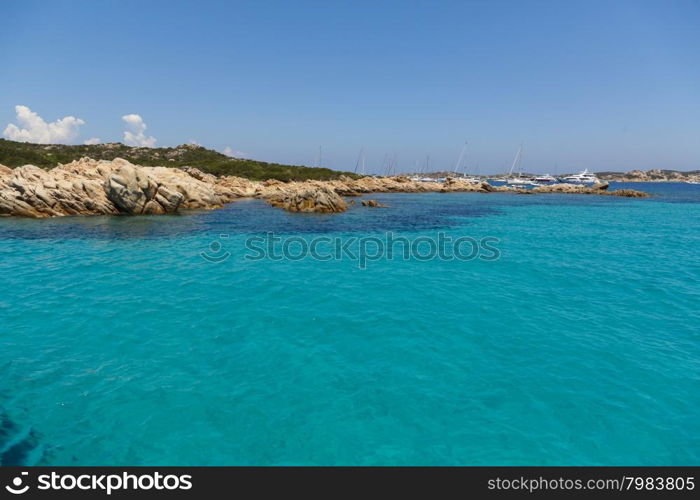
[354,147,364,174]
[454,141,468,177]
[381,154,389,176]
[508,144,523,179]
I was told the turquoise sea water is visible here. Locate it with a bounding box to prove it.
[1,182,698,465]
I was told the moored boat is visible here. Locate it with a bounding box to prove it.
[533,173,556,183]
[560,169,600,184]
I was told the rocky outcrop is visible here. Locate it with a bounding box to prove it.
[266,185,348,213]
[531,182,649,197]
[0,158,229,218]
[106,164,180,215]
[603,189,650,198]
[0,163,118,217]
[441,178,494,193]
[532,182,608,194]
[323,175,493,194]
[598,169,700,183]
[361,199,388,207]
[214,174,258,199]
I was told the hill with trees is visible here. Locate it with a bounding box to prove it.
[0,139,357,181]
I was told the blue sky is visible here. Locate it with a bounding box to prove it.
[1,0,699,173]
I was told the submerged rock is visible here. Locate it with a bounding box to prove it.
[531,182,649,197]
[532,182,608,194]
[0,413,46,466]
[604,188,650,198]
[361,199,388,207]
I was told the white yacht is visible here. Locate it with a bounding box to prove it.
[506,177,533,186]
[462,176,482,184]
[560,169,600,184]
[533,173,556,183]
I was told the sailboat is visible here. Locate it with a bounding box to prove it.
[409,158,428,182]
[452,141,468,177]
[505,144,534,186]
[414,155,437,182]
[380,154,390,177]
[354,148,366,176]
[451,141,480,183]
[463,161,482,184]
[462,162,482,183]
[387,154,398,176]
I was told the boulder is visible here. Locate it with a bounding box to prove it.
[0,158,234,217]
[441,178,492,193]
[216,175,258,198]
[267,186,348,213]
[605,189,650,198]
[361,199,388,207]
[106,164,161,214]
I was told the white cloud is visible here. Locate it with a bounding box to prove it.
[122,114,156,147]
[3,105,85,144]
[223,146,245,158]
[84,137,101,145]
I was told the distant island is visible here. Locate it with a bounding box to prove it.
[596,169,700,182]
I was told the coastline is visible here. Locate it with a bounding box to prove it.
[0,157,650,218]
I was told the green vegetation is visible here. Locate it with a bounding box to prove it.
[0,139,358,181]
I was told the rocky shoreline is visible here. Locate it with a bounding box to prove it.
[0,158,650,218]
[597,168,700,183]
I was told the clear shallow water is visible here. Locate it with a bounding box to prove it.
[0,183,698,465]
